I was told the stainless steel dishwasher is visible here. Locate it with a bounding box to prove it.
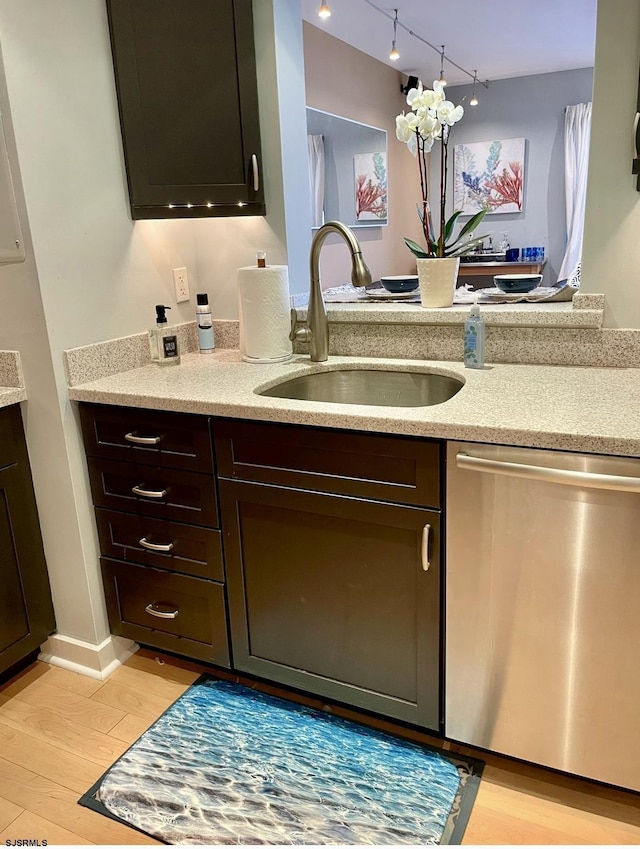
[446,441,640,792]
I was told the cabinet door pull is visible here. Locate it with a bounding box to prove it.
[139,537,174,552]
[125,432,161,445]
[251,153,259,191]
[145,602,179,619]
[421,524,431,571]
[132,484,167,499]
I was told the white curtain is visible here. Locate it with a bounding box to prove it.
[307,134,325,228]
[557,102,592,285]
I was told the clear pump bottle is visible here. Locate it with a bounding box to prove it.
[149,304,181,365]
[463,301,485,369]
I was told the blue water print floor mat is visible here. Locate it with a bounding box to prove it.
[79,677,483,845]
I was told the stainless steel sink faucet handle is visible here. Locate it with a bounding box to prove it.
[290,221,372,362]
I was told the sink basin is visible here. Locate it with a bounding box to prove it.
[258,368,463,407]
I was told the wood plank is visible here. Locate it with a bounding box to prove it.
[0,698,127,767]
[108,712,154,745]
[0,797,23,833]
[4,678,125,734]
[0,810,93,846]
[90,679,174,722]
[0,760,158,845]
[108,663,191,702]
[448,745,640,829]
[0,661,103,699]
[124,648,206,685]
[467,777,640,845]
[0,721,105,794]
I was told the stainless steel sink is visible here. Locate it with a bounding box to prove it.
[258,368,463,407]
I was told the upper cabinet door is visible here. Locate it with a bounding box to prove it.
[106,0,265,219]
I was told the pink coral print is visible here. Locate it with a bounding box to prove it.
[485,161,523,210]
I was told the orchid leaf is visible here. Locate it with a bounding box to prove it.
[443,210,463,244]
[448,236,488,257]
[403,237,430,259]
[452,209,488,245]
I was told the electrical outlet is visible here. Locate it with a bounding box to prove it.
[173,267,190,302]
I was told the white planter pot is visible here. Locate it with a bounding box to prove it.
[416,257,460,308]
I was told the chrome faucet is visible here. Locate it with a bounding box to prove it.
[290,221,372,362]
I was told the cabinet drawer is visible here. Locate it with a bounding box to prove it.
[102,558,230,666]
[95,508,224,581]
[87,457,218,527]
[215,418,441,507]
[79,403,213,473]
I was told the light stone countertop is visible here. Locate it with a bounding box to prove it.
[67,349,640,458]
[317,300,603,328]
[0,351,26,409]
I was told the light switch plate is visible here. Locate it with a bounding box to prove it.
[173,267,190,302]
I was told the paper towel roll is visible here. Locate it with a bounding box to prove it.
[237,265,293,363]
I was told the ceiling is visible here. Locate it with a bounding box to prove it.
[300,0,598,89]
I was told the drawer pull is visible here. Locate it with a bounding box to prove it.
[125,432,161,445]
[139,537,174,552]
[421,524,431,571]
[132,484,167,499]
[145,602,179,619]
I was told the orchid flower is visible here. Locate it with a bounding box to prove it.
[395,78,487,258]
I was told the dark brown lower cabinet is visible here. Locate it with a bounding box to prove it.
[102,557,230,666]
[0,405,55,675]
[220,479,441,731]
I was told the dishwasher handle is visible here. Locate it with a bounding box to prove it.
[456,452,640,494]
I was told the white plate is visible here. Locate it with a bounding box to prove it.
[361,289,419,301]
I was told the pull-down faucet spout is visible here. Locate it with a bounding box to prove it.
[290,221,372,362]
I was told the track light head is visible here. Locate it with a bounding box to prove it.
[318,3,331,19]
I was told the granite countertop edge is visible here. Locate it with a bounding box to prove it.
[67,350,640,458]
[0,351,26,409]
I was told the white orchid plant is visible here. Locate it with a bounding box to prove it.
[396,80,487,258]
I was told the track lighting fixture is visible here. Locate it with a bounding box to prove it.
[470,71,478,105]
[439,45,447,85]
[364,1,490,97]
[318,2,331,19]
[389,9,400,61]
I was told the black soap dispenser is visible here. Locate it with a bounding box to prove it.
[149,304,181,365]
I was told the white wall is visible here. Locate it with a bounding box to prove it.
[581,0,640,328]
[0,0,308,653]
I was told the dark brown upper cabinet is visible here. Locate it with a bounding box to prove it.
[106,0,265,219]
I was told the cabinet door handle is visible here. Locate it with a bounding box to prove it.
[132,484,167,499]
[145,602,179,619]
[421,524,431,571]
[251,153,259,191]
[139,537,174,552]
[125,432,161,445]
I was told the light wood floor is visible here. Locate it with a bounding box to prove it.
[0,649,638,845]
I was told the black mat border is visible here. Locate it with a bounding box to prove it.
[78,673,484,845]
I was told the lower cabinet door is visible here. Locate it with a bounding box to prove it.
[0,408,55,675]
[220,479,441,731]
[101,558,230,666]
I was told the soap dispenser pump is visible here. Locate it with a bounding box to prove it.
[149,304,181,365]
[463,298,485,369]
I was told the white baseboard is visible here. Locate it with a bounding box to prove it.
[38,633,138,680]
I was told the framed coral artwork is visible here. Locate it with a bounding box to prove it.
[353,152,388,223]
[454,137,525,215]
